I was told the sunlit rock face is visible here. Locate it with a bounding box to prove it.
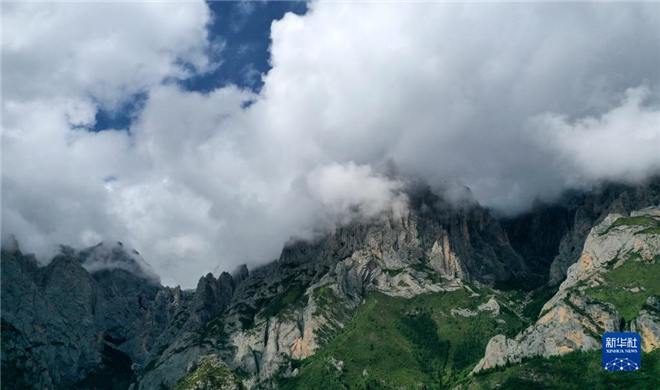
[473,206,660,373]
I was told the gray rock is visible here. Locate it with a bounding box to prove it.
[5,181,658,389]
[137,186,531,388]
[473,207,660,374]
[1,243,175,389]
[631,296,660,352]
[547,178,660,284]
[501,177,660,285]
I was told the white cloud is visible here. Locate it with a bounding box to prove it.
[530,86,660,186]
[307,162,408,226]
[2,2,659,287]
[2,1,212,109]
[1,1,215,282]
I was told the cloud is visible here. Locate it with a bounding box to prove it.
[530,86,660,187]
[76,241,160,284]
[306,162,408,226]
[2,2,659,287]
[2,1,212,110]
[258,2,659,212]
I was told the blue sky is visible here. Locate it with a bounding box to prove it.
[94,1,308,131]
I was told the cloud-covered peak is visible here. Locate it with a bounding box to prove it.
[306,162,408,227]
[74,241,160,284]
[2,2,659,287]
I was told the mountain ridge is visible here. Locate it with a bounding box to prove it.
[2,178,659,389]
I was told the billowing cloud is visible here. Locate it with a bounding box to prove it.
[2,2,659,287]
[306,162,408,226]
[530,86,660,185]
[2,1,213,109]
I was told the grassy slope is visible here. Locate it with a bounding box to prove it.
[192,219,660,389]
[275,249,660,389]
[467,225,660,390]
[469,350,660,390]
[585,255,660,321]
[277,288,524,390]
[601,216,660,236]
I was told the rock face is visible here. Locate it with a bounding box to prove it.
[136,186,529,389]
[128,270,239,390]
[2,182,659,390]
[631,296,660,352]
[473,207,660,373]
[0,242,181,390]
[502,176,660,284]
[1,186,530,390]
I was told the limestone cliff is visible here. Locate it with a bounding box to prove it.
[135,187,529,389]
[473,206,660,373]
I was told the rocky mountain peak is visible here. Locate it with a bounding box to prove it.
[192,272,235,324]
[231,264,250,286]
[3,180,659,390]
[74,241,161,285]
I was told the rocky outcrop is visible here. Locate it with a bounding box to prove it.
[0,242,178,389]
[631,296,660,352]
[221,190,529,383]
[547,179,660,284]
[0,240,244,390]
[473,207,660,373]
[131,271,239,390]
[171,354,241,390]
[134,186,529,389]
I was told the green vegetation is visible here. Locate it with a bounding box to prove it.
[313,286,339,314]
[409,260,443,284]
[637,227,660,235]
[381,268,404,278]
[470,349,660,389]
[585,257,660,321]
[397,309,450,383]
[172,355,244,390]
[277,288,524,389]
[234,283,309,330]
[612,216,659,227]
[601,216,660,235]
[522,285,559,321]
[259,286,306,320]
[312,286,354,344]
[604,248,623,271]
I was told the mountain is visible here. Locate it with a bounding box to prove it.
[468,206,660,389]
[503,178,660,285]
[1,241,184,390]
[2,179,659,390]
